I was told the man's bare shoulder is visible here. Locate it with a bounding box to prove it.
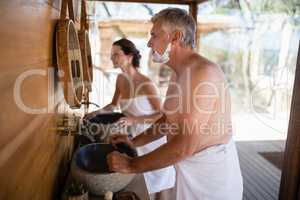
[190,53,215,66]
[188,53,225,81]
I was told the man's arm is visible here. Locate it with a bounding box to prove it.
[131,113,201,173]
[108,111,204,174]
[131,114,166,147]
[110,114,166,148]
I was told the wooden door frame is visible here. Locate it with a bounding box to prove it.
[279,41,300,200]
[88,0,204,47]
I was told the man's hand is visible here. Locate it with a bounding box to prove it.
[109,134,135,148]
[107,151,135,173]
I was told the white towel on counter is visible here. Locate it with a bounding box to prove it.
[174,137,243,200]
[119,95,176,194]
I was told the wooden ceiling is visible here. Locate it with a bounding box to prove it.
[87,0,208,5]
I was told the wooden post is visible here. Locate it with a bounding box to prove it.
[189,2,199,51]
[189,2,197,21]
[279,41,300,200]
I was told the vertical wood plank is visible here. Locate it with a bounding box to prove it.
[0,0,80,199]
[279,41,300,200]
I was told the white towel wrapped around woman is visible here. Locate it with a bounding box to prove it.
[118,95,176,194]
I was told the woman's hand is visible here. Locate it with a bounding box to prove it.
[83,111,97,120]
[83,108,113,121]
[116,116,137,126]
[110,116,137,135]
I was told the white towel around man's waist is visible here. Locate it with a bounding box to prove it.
[175,137,243,200]
[119,96,176,194]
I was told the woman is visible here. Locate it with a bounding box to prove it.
[84,38,175,198]
[85,38,161,128]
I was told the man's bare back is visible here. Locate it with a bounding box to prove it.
[163,53,232,155]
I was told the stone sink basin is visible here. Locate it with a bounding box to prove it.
[71,143,137,195]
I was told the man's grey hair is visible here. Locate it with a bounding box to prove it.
[151,8,196,48]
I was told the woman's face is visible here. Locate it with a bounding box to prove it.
[110,45,132,69]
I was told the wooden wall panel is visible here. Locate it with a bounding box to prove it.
[0,0,80,199]
[279,42,300,199]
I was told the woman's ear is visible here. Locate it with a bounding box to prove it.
[127,55,133,66]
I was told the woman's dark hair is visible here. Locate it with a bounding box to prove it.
[113,38,142,68]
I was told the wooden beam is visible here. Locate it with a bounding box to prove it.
[88,0,209,5]
[189,2,197,21]
[194,0,208,4]
[88,0,208,5]
[97,20,237,38]
[88,0,193,5]
[90,0,209,50]
[279,40,300,200]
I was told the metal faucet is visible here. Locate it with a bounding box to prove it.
[56,114,97,143]
[56,114,80,136]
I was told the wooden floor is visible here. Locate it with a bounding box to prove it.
[236,140,285,200]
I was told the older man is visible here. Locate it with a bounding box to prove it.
[107,8,243,200]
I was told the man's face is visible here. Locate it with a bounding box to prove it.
[147,22,170,55]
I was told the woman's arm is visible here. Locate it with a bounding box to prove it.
[110,80,165,147]
[101,82,120,112]
[109,75,122,106]
[128,79,162,124]
[84,75,121,119]
[99,74,122,111]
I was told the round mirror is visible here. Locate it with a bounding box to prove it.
[78,30,93,92]
[56,19,84,108]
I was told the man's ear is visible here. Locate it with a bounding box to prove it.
[171,31,184,45]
